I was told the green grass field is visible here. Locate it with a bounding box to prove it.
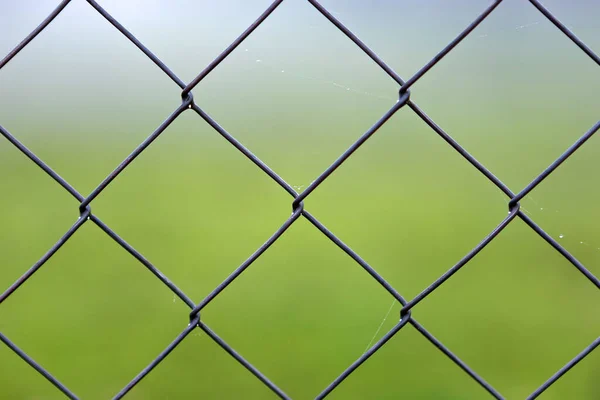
[1,101,599,399]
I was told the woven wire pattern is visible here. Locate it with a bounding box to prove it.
[1,1,599,399]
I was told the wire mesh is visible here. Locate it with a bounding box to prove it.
[1,1,599,399]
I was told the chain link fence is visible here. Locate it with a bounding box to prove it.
[1,0,599,399]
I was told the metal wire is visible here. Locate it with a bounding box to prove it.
[1,0,598,399]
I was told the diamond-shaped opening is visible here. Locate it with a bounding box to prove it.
[87,0,279,83]
[401,0,600,190]
[0,142,75,292]
[193,0,402,186]
[0,336,70,400]
[200,216,397,398]
[92,111,291,303]
[315,0,494,78]
[0,222,190,398]
[517,132,600,278]
[306,108,510,300]
[327,324,497,399]
[0,0,182,194]
[412,218,600,399]
[125,330,281,399]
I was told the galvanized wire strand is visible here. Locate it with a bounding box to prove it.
[526,336,600,400]
[0,0,72,69]
[0,332,79,399]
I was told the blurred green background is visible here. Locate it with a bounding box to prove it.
[1,0,599,399]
